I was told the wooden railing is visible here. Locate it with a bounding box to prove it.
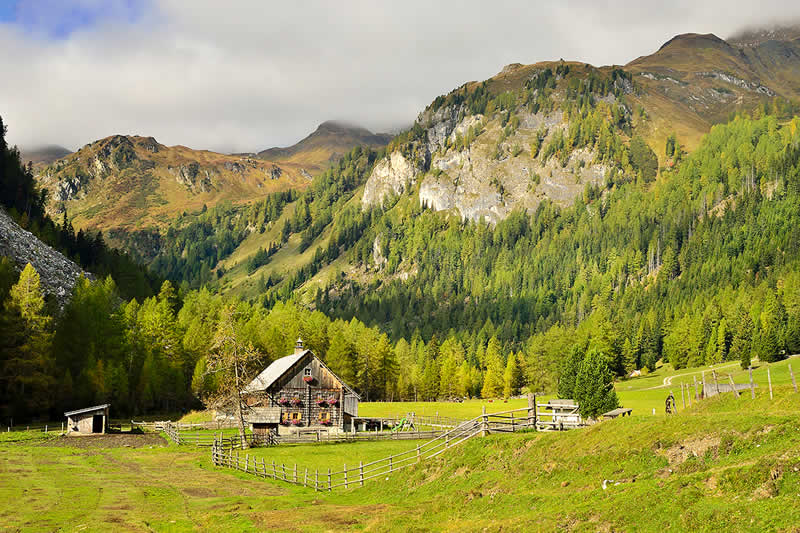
[132,419,239,431]
[211,406,542,491]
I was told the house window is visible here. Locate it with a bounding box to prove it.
[304,368,311,377]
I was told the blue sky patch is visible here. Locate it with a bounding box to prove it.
[0,0,148,38]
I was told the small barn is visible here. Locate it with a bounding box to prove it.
[243,339,360,434]
[64,404,110,434]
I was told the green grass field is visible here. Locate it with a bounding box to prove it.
[3,358,800,531]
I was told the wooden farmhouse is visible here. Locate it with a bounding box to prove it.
[64,404,110,434]
[243,339,360,435]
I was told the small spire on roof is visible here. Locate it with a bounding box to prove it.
[295,337,304,355]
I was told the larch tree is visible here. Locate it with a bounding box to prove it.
[204,306,264,448]
[0,264,54,417]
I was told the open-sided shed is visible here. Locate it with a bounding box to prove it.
[64,404,110,434]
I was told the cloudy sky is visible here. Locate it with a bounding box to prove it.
[1,0,797,153]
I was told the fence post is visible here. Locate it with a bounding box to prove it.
[389,456,392,472]
[693,375,699,401]
[481,405,488,437]
[304,468,308,487]
[417,446,421,463]
[712,369,720,396]
[767,367,773,400]
[294,464,297,484]
[749,366,755,399]
[790,364,798,393]
[728,375,740,398]
[681,383,686,409]
[272,460,276,479]
[359,461,364,487]
[315,469,319,491]
[245,454,249,473]
[701,371,706,399]
[344,464,348,489]
[328,468,332,491]
[281,463,286,481]
[511,411,515,432]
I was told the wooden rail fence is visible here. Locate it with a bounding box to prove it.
[211,405,545,491]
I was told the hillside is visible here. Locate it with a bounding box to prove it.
[3,383,799,531]
[35,134,310,248]
[208,29,800,306]
[18,144,72,167]
[256,120,392,174]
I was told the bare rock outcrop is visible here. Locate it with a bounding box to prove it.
[362,151,421,207]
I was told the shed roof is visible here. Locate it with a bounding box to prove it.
[244,407,281,424]
[64,404,110,417]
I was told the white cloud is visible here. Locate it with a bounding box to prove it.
[1,0,798,153]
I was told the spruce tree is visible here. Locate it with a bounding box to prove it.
[573,349,619,419]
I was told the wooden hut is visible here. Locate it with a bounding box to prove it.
[243,339,360,433]
[64,404,110,434]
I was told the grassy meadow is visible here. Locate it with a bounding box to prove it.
[3,358,800,531]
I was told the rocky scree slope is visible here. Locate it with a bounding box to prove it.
[0,207,90,306]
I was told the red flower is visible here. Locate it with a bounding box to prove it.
[303,376,314,383]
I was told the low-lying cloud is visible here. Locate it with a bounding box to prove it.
[1,0,798,153]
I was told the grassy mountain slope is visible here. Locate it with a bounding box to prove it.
[35,134,310,245]
[256,120,392,174]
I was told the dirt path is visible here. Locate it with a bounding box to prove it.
[643,361,741,390]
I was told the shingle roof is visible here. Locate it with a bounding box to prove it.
[64,404,110,417]
[243,349,361,399]
[244,407,281,424]
[243,351,309,393]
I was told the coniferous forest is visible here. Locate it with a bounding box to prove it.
[3,107,800,421]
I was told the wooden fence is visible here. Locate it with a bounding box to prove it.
[211,405,542,491]
[132,419,239,432]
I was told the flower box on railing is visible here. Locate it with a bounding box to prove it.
[280,419,290,426]
[320,419,332,426]
[277,398,290,406]
[291,419,303,426]
[316,399,328,407]
[303,376,314,384]
[291,398,302,406]
[327,398,339,406]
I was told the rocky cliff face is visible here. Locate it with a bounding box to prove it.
[361,151,422,206]
[0,207,91,306]
[363,103,607,223]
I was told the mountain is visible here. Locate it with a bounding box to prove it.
[256,120,392,173]
[19,145,72,167]
[35,134,310,247]
[197,29,800,317]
